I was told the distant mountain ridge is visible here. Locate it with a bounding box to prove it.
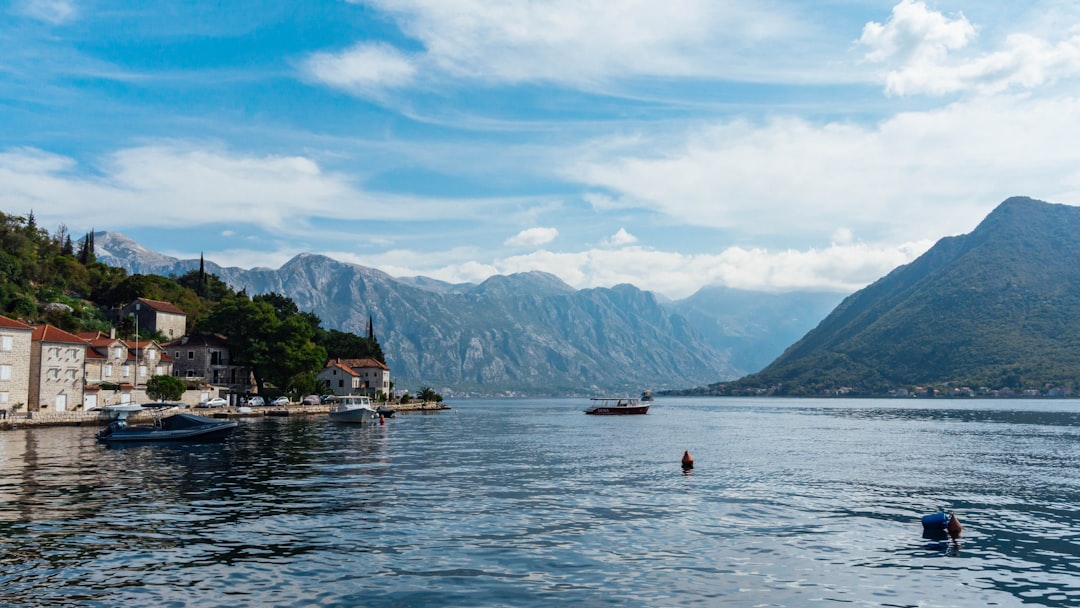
[694,196,1080,396]
[95,232,848,395]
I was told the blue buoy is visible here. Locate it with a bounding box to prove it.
[921,512,949,528]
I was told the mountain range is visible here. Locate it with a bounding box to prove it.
[691,196,1080,396]
[94,232,844,395]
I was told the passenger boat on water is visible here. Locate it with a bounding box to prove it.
[327,395,380,423]
[584,397,650,415]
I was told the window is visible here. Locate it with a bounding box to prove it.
[0,335,12,351]
[66,369,76,380]
[0,392,7,403]
[0,365,10,380]
[49,347,60,358]
[122,366,130,378]
[139,365,147,378]
[188,351,194,359]
[114,347,124,359]
[105,365,112,377]
[48,369,59,380]
[68,348,79,359]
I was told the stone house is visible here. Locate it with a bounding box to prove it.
[118,297,188,340]
[29,325,86,412]
[81,331,173,407]
[0,314,34,409]
[163,332,251,393]
[318,358,391,397]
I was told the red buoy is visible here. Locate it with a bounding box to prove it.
[947,513,963,539]
[681,450,694,469]
[379,415,385,425]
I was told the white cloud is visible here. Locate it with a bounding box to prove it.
[303,43,418,93]
[323,0,808,92]
[0,142,526,232]
[860,0,1080,96]
[564,94,1080,244]
[18,0,76,24]
[504,226,559,247]
[349,239,931,299]
[603,228,637,246]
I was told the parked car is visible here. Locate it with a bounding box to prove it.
[196,397,228,408]
[270,396,290,406]
[247,396,265,406]
[301,395,321,405]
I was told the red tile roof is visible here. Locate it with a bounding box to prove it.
[328,358,390,371]
[0,314,33,330]
[31,324,88,344]
[137,297,187,316]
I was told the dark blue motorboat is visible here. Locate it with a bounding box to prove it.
[96,413,238,443]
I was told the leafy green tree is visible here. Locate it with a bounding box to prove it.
[146,375,186,401]
[202,292,326,395]
[316,328,385,362]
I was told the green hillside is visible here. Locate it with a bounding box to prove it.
[688,197,1080,397]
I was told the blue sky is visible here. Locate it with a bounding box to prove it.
[4,1,1080,299]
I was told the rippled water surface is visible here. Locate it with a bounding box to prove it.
[2,398,1080,607]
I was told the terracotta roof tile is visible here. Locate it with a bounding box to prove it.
[31,324,88,344]
[137,297,187,316]
[0,314,33,330]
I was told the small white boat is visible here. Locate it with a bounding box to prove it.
[327,395,379,423]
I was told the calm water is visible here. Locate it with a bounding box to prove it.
[2,398,1080,607]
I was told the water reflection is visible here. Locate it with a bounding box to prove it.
[3,400,1080,607]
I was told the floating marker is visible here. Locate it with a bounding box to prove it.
[681,450,694,470]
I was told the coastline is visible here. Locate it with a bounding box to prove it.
[0,401,451,431]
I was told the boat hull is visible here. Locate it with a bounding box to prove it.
[97,414,238,443]
[585,405,650,415]
[329,408,379,423]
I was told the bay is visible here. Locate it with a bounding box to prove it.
[2,397,1080,607]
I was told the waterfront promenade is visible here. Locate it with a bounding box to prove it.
[0,401,450,430]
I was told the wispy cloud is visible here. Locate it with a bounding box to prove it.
[310,0,811,95]
[1,143,529,231]
[505,227,558,247]
[17,0,76,24]
[303,42,419,94]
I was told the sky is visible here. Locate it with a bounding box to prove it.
[4,1,1080,300]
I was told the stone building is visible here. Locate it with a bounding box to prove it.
[163,332,251,393]
[0,315,34,409]
[29,325,86,412]
[118,297,188,340]
[318,358,391,397]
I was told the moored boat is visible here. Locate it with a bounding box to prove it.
[327,395,380,423]
[584,397,650,415]
[640,389,654,402]
[96,413,238,443]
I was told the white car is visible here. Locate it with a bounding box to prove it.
[270,396,290,406]
[247,396,265,406]
[197,397,229,408]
